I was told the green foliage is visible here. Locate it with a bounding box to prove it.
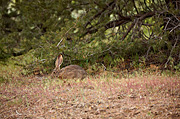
[0,76,9,83]
[0,0,179,74]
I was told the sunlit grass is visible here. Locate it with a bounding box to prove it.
[1,58,180,118]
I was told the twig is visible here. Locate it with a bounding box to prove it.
[145,46,151,60]
[87,47,111,57]
[122,19,136,40]
[164,18,171,31]
[170,23,180,33]
[56,22,77,47]
[101,63,107,71]
[16,110,22,116]
[131,18,139,40]
[56,38,64,47]
[164,35,179,67]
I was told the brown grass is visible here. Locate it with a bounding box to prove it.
[0,72,180,118]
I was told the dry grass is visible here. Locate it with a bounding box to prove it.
[0,72,180,119]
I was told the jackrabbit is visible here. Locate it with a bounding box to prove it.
[51,54,87,79]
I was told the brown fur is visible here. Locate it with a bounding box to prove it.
[51,55,87,80]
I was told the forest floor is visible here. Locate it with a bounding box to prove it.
[0,71,180,119]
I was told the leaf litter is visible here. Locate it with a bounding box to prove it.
[0,75,180,118]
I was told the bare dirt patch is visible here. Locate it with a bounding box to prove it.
[0,75,180,118]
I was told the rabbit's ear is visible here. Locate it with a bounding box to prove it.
[55,54,63,69]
